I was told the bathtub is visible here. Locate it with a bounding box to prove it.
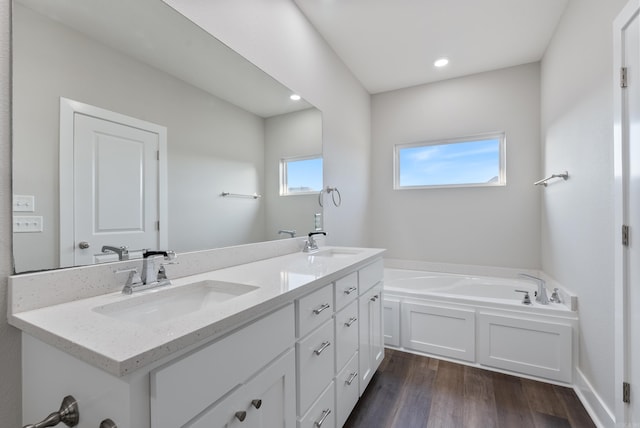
[382,268,578,384]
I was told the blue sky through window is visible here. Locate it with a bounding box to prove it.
[398,138,501,187]
[285,157,323,193]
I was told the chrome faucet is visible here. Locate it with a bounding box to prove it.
[518,273,549,305]
[303,231,326,253]
[102,245,129,261]
[122,250,176,294]
[278,229,297,238]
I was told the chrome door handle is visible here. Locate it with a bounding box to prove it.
[344,317,357,327]
[314,409,331,427]
[344,286,357,295]
[314,341,331,355]
[346,372,358,385]
[78,241,90,249]
[313,303,331,314]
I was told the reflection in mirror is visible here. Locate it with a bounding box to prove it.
[12,0,323,273]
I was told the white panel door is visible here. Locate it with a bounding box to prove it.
[73,113,160,265]
[617,3,640,424]
[624,10,640,423]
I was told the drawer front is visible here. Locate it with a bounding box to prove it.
[335,352,359,428]
[334,272,358,311]
[298,381,335,428]
[334,300,359,373]
[151,304,295,428]
[359,259,383,293]
[297,284,334,338]
[297,319,335,415]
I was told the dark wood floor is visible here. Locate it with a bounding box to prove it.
[344,349,595,428]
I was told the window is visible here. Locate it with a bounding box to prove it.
[394,133,505,189]
[280,156,323,195]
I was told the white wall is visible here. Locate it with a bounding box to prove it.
[541,0,627,423]
[164,0,372,247]
[0,0,21,425]
[265,108,323,239]
[13,5,269,271]
[370,63,541,268]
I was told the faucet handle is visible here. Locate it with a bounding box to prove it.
[515,290,532,305]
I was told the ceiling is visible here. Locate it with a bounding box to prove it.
[293,0,569,94]
[19,0,313,118]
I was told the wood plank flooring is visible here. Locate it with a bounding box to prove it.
[343,349,595,428]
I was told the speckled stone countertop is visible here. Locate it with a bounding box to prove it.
[8,246,384,377]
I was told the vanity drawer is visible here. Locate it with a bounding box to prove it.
[335,352,359,428]
[359,259,384,293]
[297,283,334,338]
[151,304,295,428]
[297,318,335,415]
[334,300,359,374]
[334,272,358,311]
[298,381,335,428]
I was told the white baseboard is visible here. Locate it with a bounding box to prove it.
[574,367,615,428]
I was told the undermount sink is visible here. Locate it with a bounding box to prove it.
[310,249,362,258]
[93,280,258,325]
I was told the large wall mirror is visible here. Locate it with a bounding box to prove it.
[12,0,323,273]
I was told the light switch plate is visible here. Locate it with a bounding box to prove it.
[13,195,35,212]
[14,216,43,233]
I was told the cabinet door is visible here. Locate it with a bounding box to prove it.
[188,350,296,428]
[358,283,384,396]
[370,284,384,371]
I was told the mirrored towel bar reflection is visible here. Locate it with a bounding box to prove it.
[221,192,262,199]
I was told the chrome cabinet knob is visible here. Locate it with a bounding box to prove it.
[251,399,262,409]
[235,411,247,422]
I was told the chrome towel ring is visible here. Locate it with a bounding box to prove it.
[318,186,341,207]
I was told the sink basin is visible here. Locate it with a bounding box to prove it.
[93,280,258,325]
[310,249,362,258]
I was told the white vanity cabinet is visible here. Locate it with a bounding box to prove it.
[357,261,384,395]
[151,304,296,427]
[16,249,386,428]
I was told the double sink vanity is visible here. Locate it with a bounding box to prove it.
[9,243,385,427]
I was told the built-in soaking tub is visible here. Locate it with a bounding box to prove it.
[382,268,578,384]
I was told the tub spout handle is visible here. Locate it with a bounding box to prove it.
[515,290,532,305]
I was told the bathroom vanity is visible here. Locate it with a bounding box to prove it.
[9,246,384,427]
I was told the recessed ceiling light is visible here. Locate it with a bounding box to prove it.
[434,58,449,68]
[290,94,301,101]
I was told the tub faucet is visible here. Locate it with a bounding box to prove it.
[518,273,549,305]
[278,229,296,238]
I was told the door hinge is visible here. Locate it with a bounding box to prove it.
[157,150,160,161]
[156,220,160,231]
[623,382,631,403]
[623,225,630,247]
[621,67,628,88]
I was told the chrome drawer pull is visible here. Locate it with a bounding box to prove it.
[235,411,247,422]
[344,286,357,295]
[314,409,331,427]
[251,399,262,409]
[346,372,358,385]
[314,341,331,355]
[313,303,331,315]
[344,317,357,327]
[370,294,379,302]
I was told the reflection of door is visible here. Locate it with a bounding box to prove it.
[615,3,640,425]
[59,98,168,266]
